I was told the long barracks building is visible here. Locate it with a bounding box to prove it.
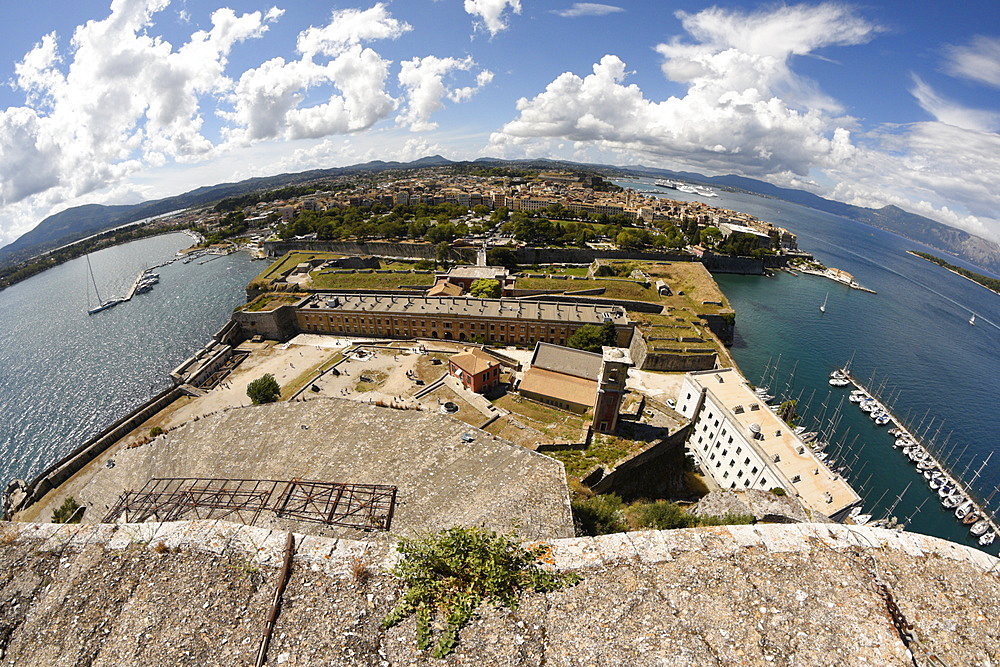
[296,293,634,348]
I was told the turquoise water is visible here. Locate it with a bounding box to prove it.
[617,179,1000,553]
[0,234,263,486]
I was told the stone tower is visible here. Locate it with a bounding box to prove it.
[592,346,633,434]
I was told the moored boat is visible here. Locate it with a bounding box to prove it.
[980,531,995,546]
[970,519,990,536]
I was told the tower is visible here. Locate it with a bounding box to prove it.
[592,347,632,434]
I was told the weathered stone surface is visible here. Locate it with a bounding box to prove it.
[25,398,573,542]
[0,520,997,666]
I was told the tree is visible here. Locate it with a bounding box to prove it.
[470,278,501,298]
[486,247,518,272]
[699,226,722,247]
[435,241,451,268]
[566,321,618,352]
[52,496,84,523]
[247,373,281,404]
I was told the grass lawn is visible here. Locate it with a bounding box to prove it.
[545,434,640,479]
[491,394,588,443]
[355,369,389,392]
[514,276,659,304]
[309,270,435,290]
[254,252,344,283]
[244,293,301,311]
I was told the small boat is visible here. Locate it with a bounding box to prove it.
[943,494,964,509]
[829,377,849,387]
[916,460,936,471]
[963,511,980,525]
[929,477,944,490]
[830,370,846,380]
[938,484,956,498]
[980,531,995,546]
[970,519,990,537]
[955,501,974,520]
[887,427,901,436]
[820,292,828,313]
[874,414,891,426]
[860,401,876,413]
[969,313,976,326]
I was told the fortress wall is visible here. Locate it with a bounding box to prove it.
[0,519,996,666]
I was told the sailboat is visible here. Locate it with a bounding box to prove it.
[86,254,121,315]
[820,292,828,313]
[969,313,976,325]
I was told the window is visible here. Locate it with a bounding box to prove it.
[751,466,758,475]
[737,470,743,478]
[723,471,729,479]
[792,475,801,483]
[728,436,734,444]
[736,447,742,455]
[744,457,750,465]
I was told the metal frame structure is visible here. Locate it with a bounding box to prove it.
[272,479,397,530]
[102,477,397,531]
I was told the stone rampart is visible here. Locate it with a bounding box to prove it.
[628,331,718,372]
[0,519,996,665]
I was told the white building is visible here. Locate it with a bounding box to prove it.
[677,368,860,519]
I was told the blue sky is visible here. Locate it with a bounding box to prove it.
[2,0,1000,248]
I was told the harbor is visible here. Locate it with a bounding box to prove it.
[834,365,998,548]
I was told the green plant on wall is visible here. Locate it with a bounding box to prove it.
[383,527,580,658]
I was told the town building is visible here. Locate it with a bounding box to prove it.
[677,368,860,519]
[518,342,633,433]
[448,348,502,393]
[296,294,634,348]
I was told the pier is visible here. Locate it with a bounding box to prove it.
[837,366,998,547]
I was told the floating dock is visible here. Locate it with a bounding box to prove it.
[838,366,998,547]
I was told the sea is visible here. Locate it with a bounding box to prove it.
[2,198,998,554]
[617,178,1000,554]
[0,233,263,488]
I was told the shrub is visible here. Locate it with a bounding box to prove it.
[247,373,281,404]
[572,494,627,535]
[383,527,579,658]
[627,500,695,530]
[149,426,164,438]
[51,497,84,524]
[770,487,787,497]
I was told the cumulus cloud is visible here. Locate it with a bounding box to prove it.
[943,35,1000,89]
[396,56,493,131]
[552,4,624,18]
[223,3,409,144]
[464,0,521,36]
[1,0,278,211]
[489,2,881,177]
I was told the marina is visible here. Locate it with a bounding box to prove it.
[835,365,998,547]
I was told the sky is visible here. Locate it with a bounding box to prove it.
[2,0,1000,249]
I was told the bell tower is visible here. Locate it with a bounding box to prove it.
[592,347,632,434]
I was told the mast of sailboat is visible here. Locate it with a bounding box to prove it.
[86,253,104,306]
[881,482,912,521]
[968,452,993,486]
[901,497,930,528]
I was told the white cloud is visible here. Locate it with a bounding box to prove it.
[1,0,277,212]
[910,75,1000,132]
[397,56,493,131]
[464,0,521,36]
[223,4,409,144]
[552,4,624,19]
[944,35,1000,89]
[296,3,409,58]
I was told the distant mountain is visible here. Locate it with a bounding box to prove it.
[3,155,998,275]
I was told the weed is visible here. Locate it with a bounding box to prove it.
[350,556,370,585]
[152,541,169,554]
[383,527,579,658]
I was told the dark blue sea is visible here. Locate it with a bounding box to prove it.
[0,233,263,487]
[618,178,1000,554]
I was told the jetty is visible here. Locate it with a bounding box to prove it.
[837,365,998,547]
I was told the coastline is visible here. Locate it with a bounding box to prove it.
[907,250,1000,297]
